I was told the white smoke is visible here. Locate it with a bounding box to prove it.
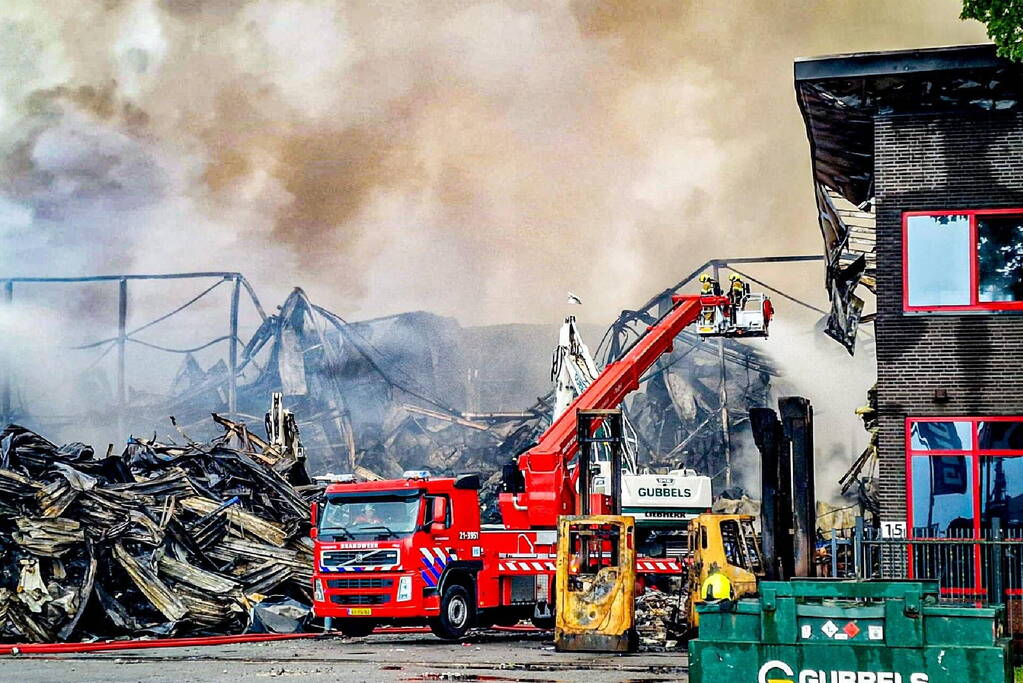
[0,0,986,480]
[0,0,987,326]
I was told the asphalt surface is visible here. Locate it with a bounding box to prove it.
[0,631,689,682]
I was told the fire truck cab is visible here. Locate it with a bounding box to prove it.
[312,471,557,639]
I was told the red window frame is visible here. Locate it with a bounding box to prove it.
[905,416,1023,599]
[902,208,1023,313]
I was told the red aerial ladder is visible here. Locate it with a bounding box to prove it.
[498,293,769,529]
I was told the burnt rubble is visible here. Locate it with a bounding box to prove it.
[635,586,686,649]
[0,415,320,643]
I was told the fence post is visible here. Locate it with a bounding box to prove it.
[831,534,839,577]
[991,518,1004,607]
[854,516,864,578]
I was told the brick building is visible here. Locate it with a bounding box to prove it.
[795,45,1023,562]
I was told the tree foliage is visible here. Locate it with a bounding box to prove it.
[962,0,1023,61]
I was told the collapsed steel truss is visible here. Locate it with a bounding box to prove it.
[0,257,826,484]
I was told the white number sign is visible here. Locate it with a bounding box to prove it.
[880,521,907,539]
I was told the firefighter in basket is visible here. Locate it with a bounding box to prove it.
[727,274,749,324]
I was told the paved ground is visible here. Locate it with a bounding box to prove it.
[1,631,689,682]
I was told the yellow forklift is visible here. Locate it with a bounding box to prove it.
[684,513,763,629]
[556,514,637,652]
[555,409,637,652]
[555,410,765,649]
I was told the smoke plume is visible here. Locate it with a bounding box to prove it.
[0,0,986,325]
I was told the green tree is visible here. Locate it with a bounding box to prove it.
[962,0,1023,61]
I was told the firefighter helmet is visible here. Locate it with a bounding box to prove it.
[699,273,712,282]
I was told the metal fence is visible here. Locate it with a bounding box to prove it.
[852,519,1023,636]
[817,526,857,578]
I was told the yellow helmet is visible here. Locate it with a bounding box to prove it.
[699,274,712,282]
[728,273,741,281]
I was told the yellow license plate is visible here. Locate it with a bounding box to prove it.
[347,608,372,616]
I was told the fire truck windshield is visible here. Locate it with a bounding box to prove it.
[319,493,422,539]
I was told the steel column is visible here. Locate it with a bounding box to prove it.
[576,409,624,517]
[609,413,623,516]
[713,264,732,489]
[228,275,240,417]
[751,407,791,580]
[577,413,592,517]
[117,278,128,439]
[1,280,12,425]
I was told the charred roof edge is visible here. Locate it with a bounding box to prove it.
[794,43,999,82]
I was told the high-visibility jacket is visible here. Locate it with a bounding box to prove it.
[700,572,732,601]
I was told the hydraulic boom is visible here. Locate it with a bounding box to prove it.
[499,295,708,529]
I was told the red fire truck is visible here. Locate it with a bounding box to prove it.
[310,293,771,638]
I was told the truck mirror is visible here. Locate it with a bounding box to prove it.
[431,497,448,528]
[310,502,319,539]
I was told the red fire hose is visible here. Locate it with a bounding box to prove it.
[0,625,540,656]
[0,632,320,656]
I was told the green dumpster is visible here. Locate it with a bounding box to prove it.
[690,579,1012,683]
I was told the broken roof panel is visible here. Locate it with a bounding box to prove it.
[796,43,1020,206]
[794,43,1023,352]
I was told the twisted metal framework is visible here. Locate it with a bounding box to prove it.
[0,273,265,433]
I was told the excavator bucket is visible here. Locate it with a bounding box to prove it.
[697,294,772,338]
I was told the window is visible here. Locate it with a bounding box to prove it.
[740,519,764,573]
[565,523,621,592]
[720,520,745,568]
[909,454,973,537]
[907,417,1023,603]
[910,420,973,451]
[979,420,1023,451]
[903,209,1023,312]
[907,417,1023,538]
[978,216,1023,303]
[319,493,423,539]
[980,456,1023,531]
[905,214,971,307]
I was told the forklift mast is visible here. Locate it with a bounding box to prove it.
[555,409,637,653]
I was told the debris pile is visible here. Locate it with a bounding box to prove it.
[162,289,545,481]
[711,486,762,516]
[0,414,320,643]
[635,587,685,650]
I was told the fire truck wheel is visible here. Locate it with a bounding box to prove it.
[429,584,472,640]
[337,620,375,638]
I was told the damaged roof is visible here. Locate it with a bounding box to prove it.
[795,43,1022,205]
